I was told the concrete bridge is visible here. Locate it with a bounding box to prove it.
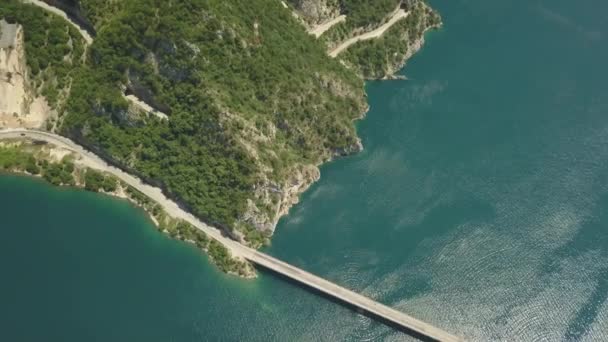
[0,129,462,341]
[241,248,463,342]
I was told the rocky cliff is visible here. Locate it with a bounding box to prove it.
[0,19,52,129]
[288,0,341,25]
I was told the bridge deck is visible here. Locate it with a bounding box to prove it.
[240,248,462,342]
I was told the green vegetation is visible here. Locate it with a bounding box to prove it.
[158,215,251,276]
[124,184,151,206]
[54,0,366,236]
[343,1,441,78]
[77,0,121,30]
[340,0,400,27]
[207,239,249,275]
[311,0,440,78]
[243,225,271,248]
[40,158,75,185]
[0,145,39,173]
[0,145,75,185]
[287,0,398,28]
[84,169,117,192]
[1,0,439,250]
[0,143,252,276]
[318,0,400,46]
[122,184,251,275]
[0,1,84,109]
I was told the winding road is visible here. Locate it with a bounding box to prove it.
[329,9,409,57]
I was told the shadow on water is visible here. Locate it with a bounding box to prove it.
[255,266,441,342]
[539,193,608,340]
[563,268,608,341]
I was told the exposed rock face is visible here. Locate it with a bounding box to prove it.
[272,163,321,227]
[288,0,341,25]
[0,21,26,117]
[242,163,321,232]
[0,19,52,129]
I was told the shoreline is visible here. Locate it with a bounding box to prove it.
[2,169,256,278]
[0,135,257,278]
[268,14,443,229]
[380,21,442,81]
[4,0,440,262]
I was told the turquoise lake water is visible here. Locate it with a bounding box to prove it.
[2,0,608,340]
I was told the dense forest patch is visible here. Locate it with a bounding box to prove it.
[2,0,366,242]
[1,0,438,245]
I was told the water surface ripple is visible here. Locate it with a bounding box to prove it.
[2,0,608,340]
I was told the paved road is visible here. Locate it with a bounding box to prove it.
[0,129,462,341]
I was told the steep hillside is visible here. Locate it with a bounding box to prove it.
[40,0,95,35]
[0,3,85,129]
[342,0,441,78]
[1,0,439,248]
[290,0,442,79]
[59,0,366,246]
[289,0,401,28]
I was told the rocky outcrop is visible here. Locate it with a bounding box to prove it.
[244,163,321,232]
[288,0,341,25]
[0,19,53,129]
[0,21,26,117]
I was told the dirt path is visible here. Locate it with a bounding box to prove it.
[124,95,169,120]
[329,9,408,57]
[309,15,346,38]
[22,0,93,46]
